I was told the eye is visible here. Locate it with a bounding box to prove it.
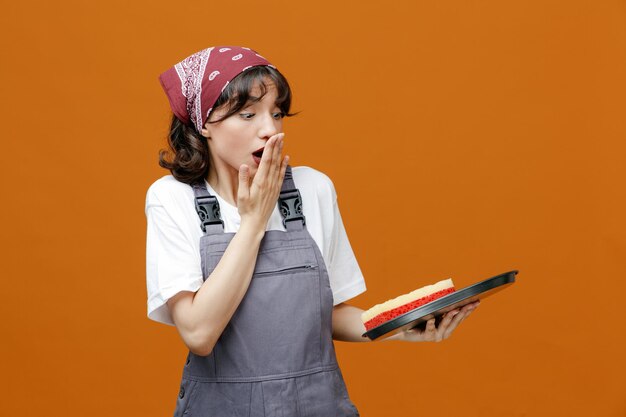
[272,112,285,120]
[239,113,254,120]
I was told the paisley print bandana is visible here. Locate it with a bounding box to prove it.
[159,46,275,132]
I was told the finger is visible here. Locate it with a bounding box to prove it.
[461,302,476,314]
[272,133,283,172]
[424,318,436,341]
[443,305,476,339]
[426,318,436,331]
[237,164,250,200]
[441,309,459,325]
[438,310,459,334]
[255,135,278,180]
[267,133,283,177]
[442,310,466,339]
[271,136,284,182]
[278,155,289,188]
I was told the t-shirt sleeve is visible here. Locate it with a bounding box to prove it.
[145,185,203,326]
[326,184,367,305]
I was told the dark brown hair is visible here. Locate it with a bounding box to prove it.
[158,66,294,185]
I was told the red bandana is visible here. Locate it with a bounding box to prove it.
[159,46,274,132]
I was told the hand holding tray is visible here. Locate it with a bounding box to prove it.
[363,270,518,340]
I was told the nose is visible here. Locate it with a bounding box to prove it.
[258,112,281,140]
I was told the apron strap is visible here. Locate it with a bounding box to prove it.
[192,165,305,234]
[191,183,225,235]
[279,165,305,231]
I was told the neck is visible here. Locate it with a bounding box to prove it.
[207,162,240,207]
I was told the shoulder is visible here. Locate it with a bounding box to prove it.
[291,166,337,203]
[145,175,194,210]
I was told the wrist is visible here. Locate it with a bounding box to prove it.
[238,218,266,240]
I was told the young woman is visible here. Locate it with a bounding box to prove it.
[146,46,479,416]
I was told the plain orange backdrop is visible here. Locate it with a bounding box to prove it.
[1,0,624,416]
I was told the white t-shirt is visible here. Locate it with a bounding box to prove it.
[145,166,366,326]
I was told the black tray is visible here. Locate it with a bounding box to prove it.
[362,270,518,340]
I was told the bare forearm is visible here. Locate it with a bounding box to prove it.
[331,303,371,342]
[174,221,265,354]
[332,303,405,342]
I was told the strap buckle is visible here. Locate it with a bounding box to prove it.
[279,189,306,228]
[195,195,224,233]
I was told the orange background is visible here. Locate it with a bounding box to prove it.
[1,0,625,416]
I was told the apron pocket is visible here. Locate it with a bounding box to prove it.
[214,257,323,378]
[253,264,318,278]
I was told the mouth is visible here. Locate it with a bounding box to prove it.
[251,146,265,166]
[252,147,265,158]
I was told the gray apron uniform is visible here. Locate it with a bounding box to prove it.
[173,166,359,417]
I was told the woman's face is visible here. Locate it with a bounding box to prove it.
[201,79,284,180]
